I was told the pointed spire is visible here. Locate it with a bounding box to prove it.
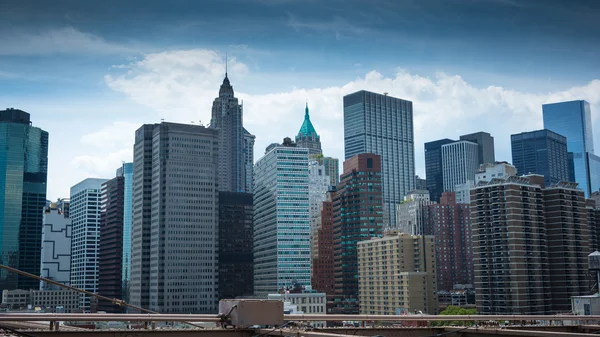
[305,101,309,118]
[297,103,318,138]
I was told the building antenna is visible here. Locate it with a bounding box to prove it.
[225,52,228,77]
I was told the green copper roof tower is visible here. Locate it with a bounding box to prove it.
[296,103,322,155]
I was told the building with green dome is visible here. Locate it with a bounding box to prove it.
[296,103,322,155]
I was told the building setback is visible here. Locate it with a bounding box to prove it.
[311,190,336,312]
[40,200,72,289]
[218,192,254,300]
[423,192,473,292]
[425,139,456,202]
[98,175,125,313]
[253,138,310,296]
[343,91,415,226]
[130,122,219,313]
[70,178,108,309]
[358,231,437,315]
[511,129,569,187]
[333,153,384,314]
[459,132,495,165]
[0,109,48,291]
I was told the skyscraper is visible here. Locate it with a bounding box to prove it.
[395,190,433,235]
[441,140,479,192]
[40,200,71,290]
[218,192,254,300]
[98,174,125,312]
[511,129,569,187]
[0,108,48,291]
[295,103,322,155]
[543,100,596,196]
[130,122,219,313]
[116,163,133,305]
[308,160,330,232]
[343,91,415,226]
[210,72,255,193]
[311,189,336,310]
[253,138,310,295]
[333,153,384,314]
[243,129,255,193]
[314,155,340,187]
[70,178,108,309]
[424,139,455,202]
[459,131,495,165]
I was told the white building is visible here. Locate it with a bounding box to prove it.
[442,140,479,193]
[475,162,518,184]
[40,200,72,290]
[254,139,310,296]
[396,190,434,235]
[308,160,330,232]
[70,178,108,310]
[268,290,326,326]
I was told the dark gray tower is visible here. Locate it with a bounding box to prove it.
[459,131,495,165]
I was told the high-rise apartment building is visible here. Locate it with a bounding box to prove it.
[358,231,437,315]
[296,104,322,155]
[210,73,255,193]
[131,122,219,313]
[511,129,569,187]
[253,139,310,296]
[0,109,48,291]
[343,91,415,226]
[308,160,330,232]
[40,200,71,290]
[425,139,456,202]
[471,175,550,315]
[70,178,108,309]
[543,100,597,197]
[395,190,433,235]
[218,192,254,300]
[442,140,479,192]
[311,189,336,312]
[116,163,133,304]
[423,192,473,292]
[98,175,125,313]
[459,132,495,165]
[313,155,339,187]
[333,153,384,314]
[544,182,590,313]
[588,199,600,251]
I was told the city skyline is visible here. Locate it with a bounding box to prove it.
[1,0,599,200]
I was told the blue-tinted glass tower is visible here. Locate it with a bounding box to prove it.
[116,163,133,304]
[0,109,48,291]
[543,100,596,196]
[343,91,415,226]
[511,129,569,187]
[425,139,456,202]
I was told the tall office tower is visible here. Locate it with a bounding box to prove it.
[218,192,254,300]
[210,72,254,193]
[543,182,590,313]
[423,192,473,292]
[311,189,336,311]
[0,109,48,291]
[543,100,597,197]
[358,231,437,315]
[243,129,255,193]
[471,175,550,315]
[314,155,340,187]
[511,130,569,187]
[343,91,415,226]
[131,122,219,313]
[253,138,310,296]
[116,163,133,305]
[98,175,125,313]
[425,139,456,202]
[295,103,322,155]
[40,201,72,290]
[415,175,427,190]
[442,140,479,192]
[70,178,108,309]
[308,160,330,231]
[459,132,495,165]
[395,190,433,235]
[333,153,384,314]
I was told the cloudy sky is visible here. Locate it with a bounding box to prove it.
[1,0,599,200]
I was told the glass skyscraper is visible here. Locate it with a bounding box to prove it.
[116,163,133,304]
[424,139,455,202]
[0,109,48,291]
[343,91,415,226]
[511,130,569,187]
[543,100,596,196]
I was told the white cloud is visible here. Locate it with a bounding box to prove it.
[0,26,136,55]
[97,48,600,185]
